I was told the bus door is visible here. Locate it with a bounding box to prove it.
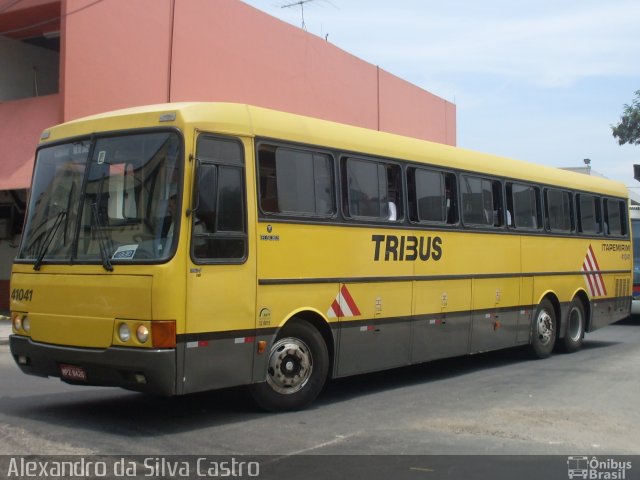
[183,134,256,394]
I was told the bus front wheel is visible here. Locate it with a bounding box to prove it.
[529,298,557,359]
[249,320,329,412]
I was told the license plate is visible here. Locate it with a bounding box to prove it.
[60,364,87,382]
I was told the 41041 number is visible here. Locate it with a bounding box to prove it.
[11,288,33,302]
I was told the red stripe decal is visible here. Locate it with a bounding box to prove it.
[584,254,602,296]
[588,245,601,271]
[340,285,361,316]
[331,299,344,318]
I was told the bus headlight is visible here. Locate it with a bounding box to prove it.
[12,313,22,332]
[136,325,149,344]
[22,316,31,333]
[118,323,131,342]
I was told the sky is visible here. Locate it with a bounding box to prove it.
[240,0,640,187]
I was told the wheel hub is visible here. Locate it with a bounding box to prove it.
[567,307,583,342]
[266,338,313,395]
[537,311,553,345]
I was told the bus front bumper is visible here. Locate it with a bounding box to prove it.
[9,335,177,395]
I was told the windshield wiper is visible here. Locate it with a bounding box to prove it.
[33,210,67,271]
[91,203,114,272]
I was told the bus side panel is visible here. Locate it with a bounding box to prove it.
[469,277,520,353]
[517,276,535,343]
[336,281,412,377]
[181,338,256,394]
[411,279,471,362]
[589,275,631,331]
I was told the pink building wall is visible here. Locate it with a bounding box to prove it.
[379,70,457,146]
[61,0,173,120]
[61,0,456,145]
[169,0,380,131]
[0,95,61,191]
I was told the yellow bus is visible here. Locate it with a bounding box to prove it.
[9,103,632,411]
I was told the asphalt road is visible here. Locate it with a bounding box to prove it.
[0,318,639,458]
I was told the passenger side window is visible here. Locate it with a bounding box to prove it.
[258,145,335,216]
[461,175,503,227]
[192,135,246,262]
[577,194,601,235]
[342,157,402,221]
[506,183,541,229]
[408,167,457,224]
[604,198,627,236]
[545,188,574,233]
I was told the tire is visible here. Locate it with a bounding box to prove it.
[562,298,585,353]
[249,320,329,412]
[529,298,557,359]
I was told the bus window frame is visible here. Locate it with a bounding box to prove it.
[460,173,505,229]
[603,197,629,238]
[505,181,543,232]
[407,165,459,227]
[340,154,404,223]
[255,140,338,220]
[190,133,248,265]
[576,193,603,236]
[543,187,575,234]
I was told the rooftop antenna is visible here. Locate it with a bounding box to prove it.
[281,0,316,30]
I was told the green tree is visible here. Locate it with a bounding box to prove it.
[612,90,640,145]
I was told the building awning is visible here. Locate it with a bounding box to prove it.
[0,94,61,191]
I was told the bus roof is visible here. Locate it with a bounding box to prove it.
[41,102,628,198]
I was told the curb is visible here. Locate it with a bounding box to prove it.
[0,316,11,346]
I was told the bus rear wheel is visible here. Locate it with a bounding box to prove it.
[529,298,557,359]
[249,320,329,412]
[562,298,585,353]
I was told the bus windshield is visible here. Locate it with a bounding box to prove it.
[18,131,182,267]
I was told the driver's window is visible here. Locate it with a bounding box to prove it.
[192,135,246,262]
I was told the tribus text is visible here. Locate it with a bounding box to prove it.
[372,234,443,262]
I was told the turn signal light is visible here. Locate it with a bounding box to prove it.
[152,321,176,348]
